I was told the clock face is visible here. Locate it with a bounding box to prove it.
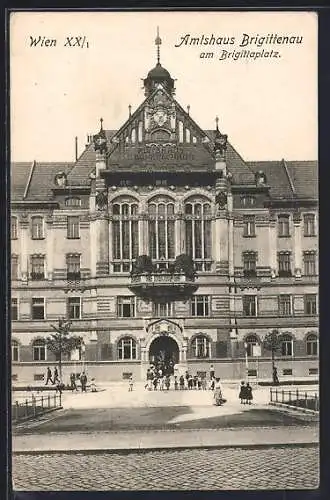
[153,110,167,126]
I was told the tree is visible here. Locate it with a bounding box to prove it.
[46,318,83,380]
[263,329,281,385]
[130,255,154,276]
[172,254,196,280]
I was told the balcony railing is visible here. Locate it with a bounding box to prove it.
[129,272,198,299]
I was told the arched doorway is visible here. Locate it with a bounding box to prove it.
[149,335,179,375]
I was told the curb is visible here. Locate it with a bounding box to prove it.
[13,441,319,456]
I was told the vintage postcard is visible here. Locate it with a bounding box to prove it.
[10,10,318,491]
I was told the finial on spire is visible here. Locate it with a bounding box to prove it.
[128,104,132,117]
[155,26,162,64]
[100,117,103,131]
[187,105,190,115]
[215,116,219,131]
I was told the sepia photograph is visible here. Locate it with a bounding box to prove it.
[10,10,319,491]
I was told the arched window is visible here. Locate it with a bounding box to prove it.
[245,335,259,357]
[185,198,212,271]
[306,333,318,356]
[280,334,293,356]
[11,216,18,239]
[12,340,20,362]
[32,339,46,361]
[112,197,139,272]
[148,196,175,269]
[31,216,44,239]
[192,335,210,358]
[117,337,137,360]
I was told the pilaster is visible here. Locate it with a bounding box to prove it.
[20,214,29,283]
[268,215,277,278]
[293,213,302,278]
[46,216,54,281]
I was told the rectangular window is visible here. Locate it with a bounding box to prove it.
[11,255,18,280]
[66,254,81,280]
[278,295,292,316]
[278,252,292,277]
[33,344,46,361]
[12,343,19,362]
[30,255,45,280]
[11,217,18,239]
[12,298,18,321]
[304,214,316,236]
[31,298,45,320]
[31,216,44,239]
[117,297,135,318]
[243,251,257,277]
[67,297,81,319]
[243,216,255,237]
[242,296,257,316]
[191,296,210,317]
[152,302,173,317]
[303,252,316,276]
[67,216,80,239]
[304,294,317,315]
[278,215,290,237]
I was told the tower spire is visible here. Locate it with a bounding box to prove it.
[155,26,162,64]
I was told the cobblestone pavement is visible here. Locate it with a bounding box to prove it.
[13,445,319,491]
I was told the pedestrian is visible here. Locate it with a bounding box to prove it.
[188,375,193,390]
[210,377,215,391]
[174,375,179,390]
[153,376,158,391]
[273,366,280,386]
[202,377,207,390]
[213,377,223,406]
[53,367,60,385]
[193,375,198,390]
[90,378,97,392]
[80,371,87,392]
[128,375,134,392]
[197,375,202,390]
[185,371,189,388]
[70,372,78,392]
[45,367,53,385]
[165,375,170,391]
[145,368,150,390]
[239,381,246,404]
[160,375,166,391]
[179,375,185,390]
[209,363,215,380]
[246,382,253,405]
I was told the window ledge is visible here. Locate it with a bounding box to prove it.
[66,237,81,240]
[303,234,317,238]
[242,235,256,238]
[278,235,291,238]
[31,237,45,241]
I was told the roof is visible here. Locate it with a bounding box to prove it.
[247,160,318,200]
[11,162,74,202]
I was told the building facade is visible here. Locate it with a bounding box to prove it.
[11,47,318,383]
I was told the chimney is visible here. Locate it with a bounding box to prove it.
[75,136,78,161]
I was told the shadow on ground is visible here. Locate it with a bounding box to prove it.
[13,406,314,435]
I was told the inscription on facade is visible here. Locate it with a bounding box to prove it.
[125,144,194,162]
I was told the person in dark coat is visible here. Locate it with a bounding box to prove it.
[70,373,78,392]
[246,382,253,405]
[174,375,179,390]
[179,375,185,390]
[80,372,87,392]
[45,367,53,385]
[153,376,158,391]
[53,367,60,385]
[239,381,246,404]
[165,375,170,391]
[273,366,280,386]
[209,364,215,380]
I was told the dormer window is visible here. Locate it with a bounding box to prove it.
[54,171,67,187]
[255,171,267,186]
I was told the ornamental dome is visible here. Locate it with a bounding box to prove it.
[144,62,175,96]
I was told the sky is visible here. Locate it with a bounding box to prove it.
[10,11,317,162]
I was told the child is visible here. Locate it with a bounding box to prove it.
[246,382,253,405]
[239,381,246,404]
[128,375,134,392]
[90,378,97,392]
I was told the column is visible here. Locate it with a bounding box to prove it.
[46,217,54,281]
[20,215,29,282]
[293,216,302,278]
[96,216,109,275]
[138,219,145,255]
[90,215,97,277]
[175,218,183,256]
[268,219,277,278]
[228,193,234,276]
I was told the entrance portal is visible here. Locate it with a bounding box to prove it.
[149,335,179,375]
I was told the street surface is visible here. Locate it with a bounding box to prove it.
[13,445,319,490]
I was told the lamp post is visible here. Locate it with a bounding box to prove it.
[244,342,249,381]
